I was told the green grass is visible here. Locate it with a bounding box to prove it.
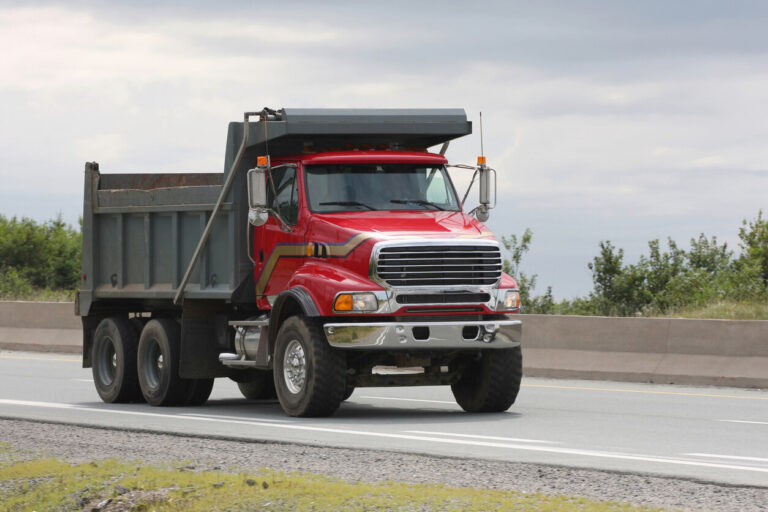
[0,456,670,512]
[663,300,768,321]
[0,288,75,302]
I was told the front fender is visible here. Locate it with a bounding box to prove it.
[285,261,384,316]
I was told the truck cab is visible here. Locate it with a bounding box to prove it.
[77,108,522,417]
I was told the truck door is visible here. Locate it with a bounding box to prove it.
[254,164,306,302]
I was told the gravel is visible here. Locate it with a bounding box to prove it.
[1,418,766,511]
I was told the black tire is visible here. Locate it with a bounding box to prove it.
[130,317,147,336]
[342,385,355,401]
[91,317,142,403]
[450,346,522,413]
[137,318,190,406]
[273,316,346,417]
[182,378,215,406]
[237,371,277,400]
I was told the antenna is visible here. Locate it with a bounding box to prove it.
[479,111,484,157]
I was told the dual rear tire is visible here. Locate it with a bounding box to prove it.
[91,317,142,403]
[92,317,213,406]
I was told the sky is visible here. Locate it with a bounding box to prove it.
[1,1,767,298]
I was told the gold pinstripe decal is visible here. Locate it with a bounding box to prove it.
[255,233,373,296]
[254,231,497,297]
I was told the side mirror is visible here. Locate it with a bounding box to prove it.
[247,168,269,226]
[475,161,496,222]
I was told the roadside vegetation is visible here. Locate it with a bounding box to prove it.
[0,452,667,512]
[0,215,81,301]
[504,211,768,320]
[1,211,766,319]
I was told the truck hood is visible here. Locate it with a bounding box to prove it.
[310,211,495,242]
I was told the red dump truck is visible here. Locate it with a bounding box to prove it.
[77,108,522,417]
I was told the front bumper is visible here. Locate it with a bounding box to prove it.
[323,319,521,350]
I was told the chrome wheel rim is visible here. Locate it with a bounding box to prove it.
[283,339,306,394]
[97,336,117,386]
[142,340,163,391]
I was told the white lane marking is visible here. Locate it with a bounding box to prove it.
[0,399,77,409]
[404,430,558,444]
[180,412,291,424]
[358,396,456,405]
[73,379,93,383]
[686,453,768,464]
[0,355,79,362]
[3,398,768,475]
[718,419,768,426]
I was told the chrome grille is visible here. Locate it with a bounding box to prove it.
[375,243,502,287]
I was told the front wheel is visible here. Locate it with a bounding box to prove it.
[450,346,522,413]
[273,316,346,417]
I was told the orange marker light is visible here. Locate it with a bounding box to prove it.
[257,156,268,167]
[334,294,353,311]
[477,156,487,165]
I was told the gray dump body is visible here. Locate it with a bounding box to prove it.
[78,165,252,316]
[77,108,471,318]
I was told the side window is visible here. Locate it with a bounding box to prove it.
[267,167,299,225]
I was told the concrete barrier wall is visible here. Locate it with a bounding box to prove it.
[0,302,766,388]
[0,301,81,354]
[513,314,768,388]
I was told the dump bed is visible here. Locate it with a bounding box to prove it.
[77,164,252,316]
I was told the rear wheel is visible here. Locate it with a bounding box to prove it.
[137,318,189,406]
[91,317,141,403]
[450,346,522,413]
[182,378,215,406]
[237,371,277,400]
[273,316,346,417]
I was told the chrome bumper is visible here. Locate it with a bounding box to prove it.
[323,320,521,350]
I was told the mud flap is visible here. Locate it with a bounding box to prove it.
[179,300,232,379]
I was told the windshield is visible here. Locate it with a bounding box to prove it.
[305,164,460,213]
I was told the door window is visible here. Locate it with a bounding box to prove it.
[267,166,299,225]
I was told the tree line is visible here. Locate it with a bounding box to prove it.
[503,211,768,317]
[0,215,81,299]
[2,211,767,317]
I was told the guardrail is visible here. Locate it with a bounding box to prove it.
[1,302,766,388]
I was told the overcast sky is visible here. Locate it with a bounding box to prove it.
[1,1,767,298]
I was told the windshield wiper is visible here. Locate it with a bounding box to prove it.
[319,201,375,210]
[390,199,445,211]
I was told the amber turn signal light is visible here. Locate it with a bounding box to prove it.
[334,294,354,311]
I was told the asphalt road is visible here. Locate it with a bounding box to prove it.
[0,350,766,488]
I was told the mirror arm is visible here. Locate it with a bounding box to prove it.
[461,169,479,206]
[268,209,294,232]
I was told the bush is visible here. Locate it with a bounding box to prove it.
[0,267,34,297]
[502,212,768,318]
[0,215,81,299]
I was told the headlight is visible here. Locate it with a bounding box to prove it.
[503,290,520,310]
[334,292,378,312]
